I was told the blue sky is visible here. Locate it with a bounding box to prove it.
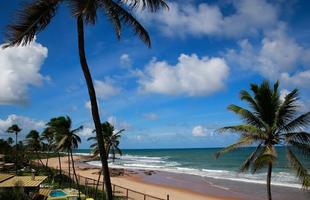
[0,0,309,149]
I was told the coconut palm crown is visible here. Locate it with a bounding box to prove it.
[215,80,310,200]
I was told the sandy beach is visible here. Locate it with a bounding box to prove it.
[41,156,310,200]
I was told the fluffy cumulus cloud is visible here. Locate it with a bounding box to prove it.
[94,79,121,99]
[0,39,48,105]
[137,54,229,96]
[0,114,45,136]
[140,0,277,38]
[226,25,310,88]
[192,125,213,137]
[120,54,132,68]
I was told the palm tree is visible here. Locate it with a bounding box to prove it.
[48,116,82,197]
[88,121,125,199]
[4,1,168,199]
[215,80,310,200]
[7,124,22,175]
[26,130,45,167]
[7,137,14,146]
[88,122,125,161]
[41,127,55,168]
[46,119,63,177]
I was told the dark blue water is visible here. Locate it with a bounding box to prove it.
[74,147,309,188]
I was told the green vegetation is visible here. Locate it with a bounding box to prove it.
[46,116,82,198]
[88,121,125,199]
[7,124,22,175]
[216,80,310,200]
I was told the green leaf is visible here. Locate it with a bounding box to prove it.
[287,148,310,188]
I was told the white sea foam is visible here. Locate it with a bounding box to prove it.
[86,154,302,189]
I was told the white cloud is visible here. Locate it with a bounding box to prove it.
[107,116,132,131]
[192,125,213,137]
[94,79,121,99]
[120,54,132,68]
[85,101,91,110]
[78,126,94,137]
[0,114,45,136]
[143,113,159,120]
[280,70,310,88]
[138,54,229,96]
[0,39,48,104]
[225,25,310,88]
[140,0,278,38]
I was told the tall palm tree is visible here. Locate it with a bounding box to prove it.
[26,130,45,167]
[88,121,125,199]
[4,1,168,199]
[7,124,22,175]
[215,80,310,200]
[41,127,55,168]
[46,119,63,177]
[88,121,125,161]
[48,116,82,197]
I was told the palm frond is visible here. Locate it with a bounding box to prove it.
[215,136,254,158]
[4,0,59,47]
[228,105,267,129]
[99,0,122,39]
[288,140,310,158]
[281,112,310,132]
[252,145,277,173]
[68,0,99,24]
[108,2,151,47]
[121,0,169,12]
[240,143,263,172]
[287,147,310,188]
[275,89,299,128]
[217,125,267,140]
[87,136,97,141]
[285,132,310,143]
[240,90,260,114]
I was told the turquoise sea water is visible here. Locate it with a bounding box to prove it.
[73,147,309,188]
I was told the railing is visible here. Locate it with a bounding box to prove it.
[63,171,169,200]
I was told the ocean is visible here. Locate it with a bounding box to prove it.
[73,147,309,189]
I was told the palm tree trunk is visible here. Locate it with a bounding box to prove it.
[36,150,45,167]
[267,162,272,200]
[58,152,62,175]
[15,132,18,175]
[68,151,71,188]
[77,16,113,200]
[45,146,50,168]
[70,150,81,199]
[95,169,102,199]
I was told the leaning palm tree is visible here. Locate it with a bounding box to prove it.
[4,1,168,199]
[7,124,22,175]
[215,80,310,200]
[49,116,82,197]
[41,127,56,168]
[26,130,45,167]
[46,119,64,177]
[88,121,125,199]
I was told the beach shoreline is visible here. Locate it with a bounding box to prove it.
[41,155,309,200]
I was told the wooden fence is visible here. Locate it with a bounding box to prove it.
[63,171,170,200]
